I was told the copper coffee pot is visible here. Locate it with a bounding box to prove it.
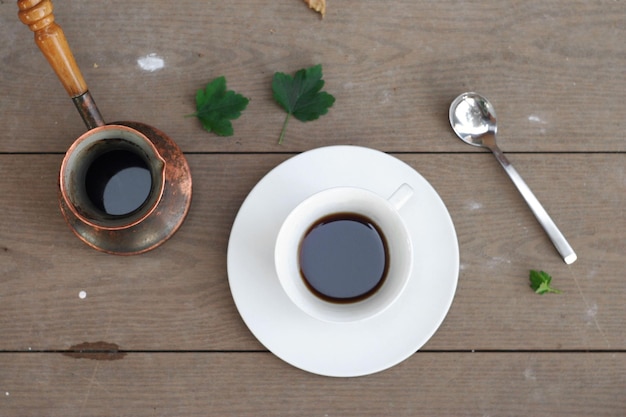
[17,0,192,255]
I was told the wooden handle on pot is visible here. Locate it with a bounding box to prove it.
[17,0,88,98]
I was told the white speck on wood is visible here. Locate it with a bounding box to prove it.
[137,53,165,72]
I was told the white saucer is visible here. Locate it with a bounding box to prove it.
[227,146,459,377]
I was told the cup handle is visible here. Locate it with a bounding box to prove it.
[387,183,414,211]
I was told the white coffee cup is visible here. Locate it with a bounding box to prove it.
[275,184,414,323]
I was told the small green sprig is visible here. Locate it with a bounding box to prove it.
[272,64,335,144]
[529,270,561,294]
[187,76,249,137]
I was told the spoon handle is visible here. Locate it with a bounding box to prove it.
[490,146,577,264]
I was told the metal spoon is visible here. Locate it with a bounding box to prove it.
[449,92,577,264]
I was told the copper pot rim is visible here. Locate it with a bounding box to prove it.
[59,121,192,255]
[59,123,167,231]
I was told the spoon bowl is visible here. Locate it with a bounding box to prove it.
[449,92,498,147]
[449,92,577,264]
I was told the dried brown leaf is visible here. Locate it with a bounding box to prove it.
[303,0,326,17]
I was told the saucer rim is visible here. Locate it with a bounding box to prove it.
[227,145,459,377]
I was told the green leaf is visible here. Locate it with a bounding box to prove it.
[529,270,561,294]
[187,76,249,137]
[272,64,335,144]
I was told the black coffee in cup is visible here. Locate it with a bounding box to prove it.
[85,147,152,216]
[298,212,389,303]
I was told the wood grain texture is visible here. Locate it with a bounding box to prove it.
[0,153,623,351]
[1,0,625,152]
[1,1,624,414]
[0,352,624,416]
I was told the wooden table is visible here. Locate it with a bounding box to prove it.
[1,1,624,415]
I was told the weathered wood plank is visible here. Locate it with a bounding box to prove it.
[1,153,623,351]
[1,1,625,152]
[0,352,624,416]
[2,1,624,414]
